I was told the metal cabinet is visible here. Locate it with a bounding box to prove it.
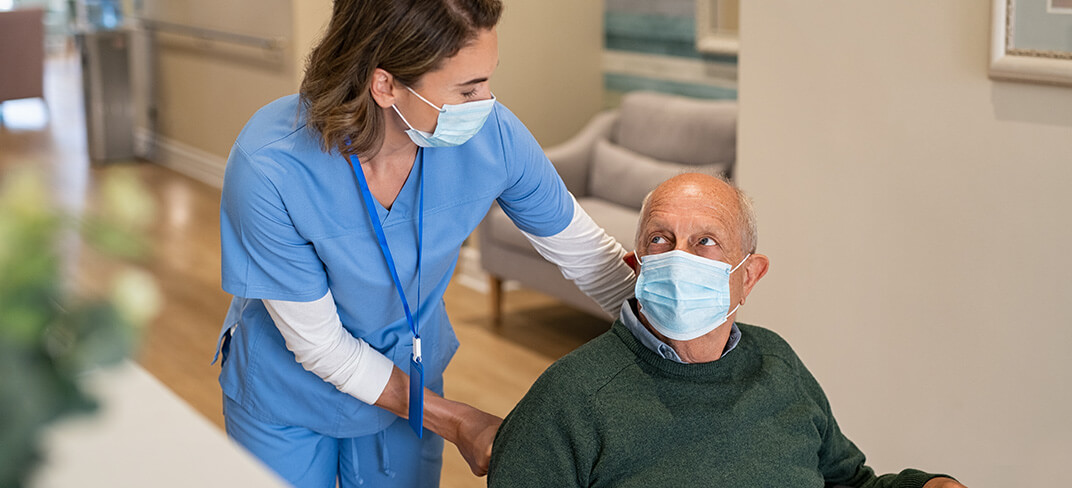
[77,27,134,163]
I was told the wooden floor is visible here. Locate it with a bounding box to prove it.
[0,54,610,487]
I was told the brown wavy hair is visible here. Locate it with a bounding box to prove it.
[300,0,503,160]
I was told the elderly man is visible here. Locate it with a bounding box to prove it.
[487,174,965,488]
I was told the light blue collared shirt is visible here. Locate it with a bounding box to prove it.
[619,299,742,363]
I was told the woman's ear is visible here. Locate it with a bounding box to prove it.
[370,68,399,109]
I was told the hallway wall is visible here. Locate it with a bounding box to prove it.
[490,0,604,147]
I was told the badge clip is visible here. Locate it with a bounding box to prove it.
[408,336,424,438]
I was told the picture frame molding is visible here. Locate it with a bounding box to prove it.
[696,0,739,56]
[989,0,1072,86]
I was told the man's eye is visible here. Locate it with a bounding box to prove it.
[698,237,718,246]
[650,236,667,244]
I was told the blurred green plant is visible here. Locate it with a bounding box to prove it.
[0,166,161,487]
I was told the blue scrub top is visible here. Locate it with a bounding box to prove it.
[216,94,574,438]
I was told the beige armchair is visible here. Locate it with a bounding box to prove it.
[478,91,737,325]
[0,8,46,112]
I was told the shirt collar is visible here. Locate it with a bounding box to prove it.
[619,299,741,364]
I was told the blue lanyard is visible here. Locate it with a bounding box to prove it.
[349,153,424,343]
[349,152,426,437]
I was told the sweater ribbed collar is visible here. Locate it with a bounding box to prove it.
[612,320,748,380]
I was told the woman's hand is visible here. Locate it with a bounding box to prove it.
[448,403,503,476]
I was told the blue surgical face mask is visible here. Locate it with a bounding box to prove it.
[391,86,496,148]
[635,250,750,341]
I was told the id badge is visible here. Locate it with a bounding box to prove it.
[408,339,424,438]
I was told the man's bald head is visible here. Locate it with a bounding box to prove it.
[629,173,769,363]
[635,173,757,258]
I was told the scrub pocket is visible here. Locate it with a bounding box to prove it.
[219,328,233,366]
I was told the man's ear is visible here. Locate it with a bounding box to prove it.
[369,68,400,109]
[624,251,638,273]
[739,253,769,304]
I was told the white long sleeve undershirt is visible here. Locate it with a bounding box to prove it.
[263,291,394,405]
[263,195,635,402]
[520,196,636,318]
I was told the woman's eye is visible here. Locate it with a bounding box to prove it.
[461,89,478,99]
[698,237,719,246]
[650,236,667,245]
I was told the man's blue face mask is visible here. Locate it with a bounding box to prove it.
[392,85,496,148]
[634,250,750,341]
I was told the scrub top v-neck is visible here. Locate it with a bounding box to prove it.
[363,153,420,225]
[217,94,575,438]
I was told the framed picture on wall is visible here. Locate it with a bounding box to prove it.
[696,0,739,56]
[990,0,1072,86]
[1049,0,1072,14]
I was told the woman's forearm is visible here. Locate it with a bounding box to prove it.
[374,366,469,442]
[375,366,502,475]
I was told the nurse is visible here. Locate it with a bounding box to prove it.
[215,0,634,487]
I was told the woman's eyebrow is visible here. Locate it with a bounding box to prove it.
[457,76,489,87]
[456,60,500,87]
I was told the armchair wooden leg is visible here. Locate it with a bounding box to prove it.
[489,275,503,329]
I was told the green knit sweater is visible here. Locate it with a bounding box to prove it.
[488,321,948,488]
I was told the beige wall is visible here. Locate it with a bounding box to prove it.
[137,0,298,168]
[737,2,1072,486]
[142,0,602,185]
[291,0,331,88]
[149,39,296,157]
[494,0,604,147]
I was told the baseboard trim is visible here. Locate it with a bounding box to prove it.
[137,129,225,189]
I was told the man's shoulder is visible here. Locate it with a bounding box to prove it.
[737,323,818,382]
[527,327,636,398]
[738,323,789,347]
[737,323,801,361]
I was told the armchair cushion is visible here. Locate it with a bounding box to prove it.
[544,110,619,198]
[612,91,737,167]
[485,204,538,253]
[483,195,639,254]
[575,197,639,252]
[588,139,731,211]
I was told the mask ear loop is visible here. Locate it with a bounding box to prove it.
[390,104,419,132]
[725,253,752,315]
[730,253,751,274]
[722,303,742,321]
[405,85,445,112]
[390,84,444,132]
